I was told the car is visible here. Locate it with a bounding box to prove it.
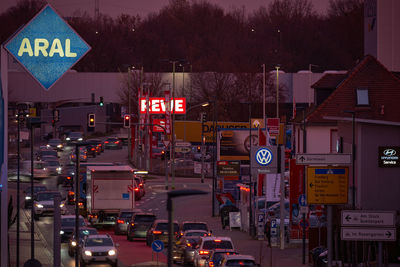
[85,143,98,158]
[46,138,64,151]
[68,227,98,257]
[104,137,122,149]
[113,209,142,235]
[44,159,62,175]
[70,147,88,162]
[80,234,119,267]
[33,191,67,220]
[23,185,47,208]
[21,160,50,179]
[134,177,145,199]
[205,249,238,267]
[65,132,84,145]
[146,219,179,247]
[173,230,210,264]
[86,139,104,154]
[151,147,163,159]
[193,236,235,267]
[127,212,157,241]
[60,215,87,242]
[219,254,257,267]
[36,148,58,160]
[180,221,210,237]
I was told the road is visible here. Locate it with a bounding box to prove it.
[9,143,212,267]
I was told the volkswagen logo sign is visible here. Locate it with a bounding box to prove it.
[255,148,273,166]
[383,149,396,156]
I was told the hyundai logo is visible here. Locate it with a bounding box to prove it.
[383,149,396,156]
[255,148,273,166]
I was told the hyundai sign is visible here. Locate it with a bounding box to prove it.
[378,146,400,167]
[4,5,90,90]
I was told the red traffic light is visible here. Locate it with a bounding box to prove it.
[123,114,131,128]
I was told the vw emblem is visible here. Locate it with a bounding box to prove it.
[255,148,273,166]
[383,149,396,156]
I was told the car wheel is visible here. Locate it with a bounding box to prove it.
[34,214,40,221]
[112,259,118,267]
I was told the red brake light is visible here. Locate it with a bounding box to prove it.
[68,191,74,195]
[117,219,124,224]
[153,230,162,234]
[199,250,209,255]
[130,223,135,226]
[67,176,71,180]
[134,187,139,191]
[115,141,120,144]
[214,240,221,242]
[105,141,109,143]
[186,243,192,247]
[78,202,83,206]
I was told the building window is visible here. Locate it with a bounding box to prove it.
[356,88,369,105]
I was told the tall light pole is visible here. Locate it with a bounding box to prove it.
[275,65,280,118]
[262,64,266,128]
[170,60,178,189]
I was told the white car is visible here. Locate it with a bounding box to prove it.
[80,234,119,267]
[194,236,235,267]
[33,191,66,220]
[220,254,257,267]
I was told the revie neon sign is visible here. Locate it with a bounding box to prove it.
[140,97,186,114]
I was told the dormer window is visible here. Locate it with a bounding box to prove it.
[356,88,369,105]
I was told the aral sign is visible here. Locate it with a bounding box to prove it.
[140,97,186,114]
[4,5,90,90]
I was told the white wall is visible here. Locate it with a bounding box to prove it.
[306,126,337,153]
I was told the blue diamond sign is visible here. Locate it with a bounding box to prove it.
[4,5,90,90]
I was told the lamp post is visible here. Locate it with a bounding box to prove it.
[344,110,356,267]
[262,64,266,127]
[211,98,218,217]
[167,190,208,267]
[275,65,280,118]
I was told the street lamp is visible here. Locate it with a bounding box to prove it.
[167,189,208,267]
[275,65,281,118]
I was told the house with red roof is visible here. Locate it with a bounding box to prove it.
[294,55,400,211]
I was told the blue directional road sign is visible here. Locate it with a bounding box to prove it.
[298,194,307,207]
[4,5,90,90]
[151,240,164,253]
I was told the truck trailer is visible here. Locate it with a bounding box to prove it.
[86,165,137,228]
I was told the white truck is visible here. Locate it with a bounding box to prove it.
[86,165,137,228]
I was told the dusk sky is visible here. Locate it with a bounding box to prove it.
[1,0,331,18]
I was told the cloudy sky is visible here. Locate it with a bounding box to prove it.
[1,0,331,18]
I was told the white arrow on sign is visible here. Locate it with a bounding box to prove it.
[296,153,351,165]
[341,227,396,241]
[341,210,395,227]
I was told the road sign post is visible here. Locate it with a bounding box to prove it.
[341,210,396,227]
[296,153,351,165]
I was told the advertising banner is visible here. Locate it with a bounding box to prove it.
[140,97,186,114]
[218,129,258,161]
[152,118,166,133]
[289,159,305,229]
[265,174,280,202]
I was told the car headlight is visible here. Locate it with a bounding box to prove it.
[66,137,71,141]
[78,138,83,141]
[60,230,64,235]
[108,249,116,256]
[57,167,62,171]
[35,204,43,208]
[84,250,92,256]
[46,145,50,148]
[71,240,77,247]
[25,196,31,200]
[60,203,65,208]
[57,144,63,148]
[43,168,47,170]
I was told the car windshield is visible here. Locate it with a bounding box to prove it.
[155,223,179,232]
[85,237,113,247]
[36,192,60,201]
[213,253,238,266]
[203,240,233,250]
[185,231,207,237]
[183,223,208,231]
[120,212,134,219]
[69,132,82,138]
[49,139,61,145]
[46,161,60,167]
[61,217,86,227]
[135,215,156,222]
[225,260,256,267]
[26,186,47,194]
[33,162,46,169]
[40,150,57,156]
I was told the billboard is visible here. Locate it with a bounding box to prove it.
[218,129,258,161]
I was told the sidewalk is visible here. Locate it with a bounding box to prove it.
[9,208,54,267]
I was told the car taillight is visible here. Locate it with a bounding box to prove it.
[130,223,135,226]
[214,240,221,242]
[91,148,95,151]
[186,243,192,247]
[117,219,124,224]
[153,230,162,234]
[199,250,209,255]
[134,187,139,191]
[105,141,109,143]
[78,202,83,206]
[115,141,120,144]
[68,191,74,195]
[209,261,214,267]
[139,183,143,187]
[67,176,71,180]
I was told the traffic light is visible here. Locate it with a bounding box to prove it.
[161,150,165,160]
[123,114,131,128]
[99,96,104,107]
[200,112,207,123]
[88,113,95,127]
[197,146,201,153]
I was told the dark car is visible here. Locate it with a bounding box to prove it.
[205,250,239,267]
[114,209,142,235]
[173,230,210,264]
[104,137,122,149]
[85,143,98,158]
[68,227,98,256]
[87,139,104,153]
[65,132,84,145]
[127,213,157,241]
[146,219,179,246]
[46,138,64,151]
[36,148,58,160]
[60,215,87,242]
[135,178,145,199]
[24,185,47,208]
